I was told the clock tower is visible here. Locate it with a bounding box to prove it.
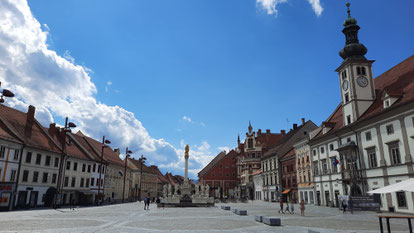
[335,3,376,126]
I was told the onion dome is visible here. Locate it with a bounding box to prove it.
[339,3,367,62]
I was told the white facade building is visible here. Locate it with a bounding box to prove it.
[310,5,414,213]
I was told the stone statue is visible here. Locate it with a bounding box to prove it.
[168,183,172,196]
[205,184,210,197]
[200,185,205,197]
[195,184,200,195]
[185,144,189,159]
[163,184,167,197]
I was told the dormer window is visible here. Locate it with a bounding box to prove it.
[384,99,390,108]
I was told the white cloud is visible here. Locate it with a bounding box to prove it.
[0,0,211,179]
[182,116,192,123]
[105,81,112,92]
[256,0,323,16]
[307,0,323,17]
[218,146,231,153]
[256,0,288,15]
[182,115,206,127]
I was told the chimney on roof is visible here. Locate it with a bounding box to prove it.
[49,123,56,137]
[293,124,298,130]
[114,148,120,156]
[281,130,286,135]
[301,118,306,125]
[27,105,35,123]
[257,129,262,136]
[266,129,270,134]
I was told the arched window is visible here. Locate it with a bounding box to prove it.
[248,138,253,148]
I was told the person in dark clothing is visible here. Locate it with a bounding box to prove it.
[342,200,347,213]
[348,198,354,214]
[278,199,284,214]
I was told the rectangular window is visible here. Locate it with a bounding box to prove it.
[329,144,334,151]
[389,144,401,165]
[345,93,349,103]
[33,171,39,183]
[22,170,29,182]
[13,150,19,160]
[91,178,95,186]
[54,157,59,167]
[396,192,407,208]
[45,156,51,166]
[42,172,48,183]
[36,153,42,165]
[52,173,57,184]
[82,164,86,172]
[64,176,69,187]
[10,169,17,182]
[313,162,319,176]
[365,131,372,141]
[320,147,324,154]
[321,159,327,175]
[102,166,105,174]
[98,164,101,173]
[80,178,84,188]
[386,124,394,135]
[25,152,32,163]
[332,157,338,173]
[0,146,5,158]
[71,177,76,187]
[86,178,90,188]
[88,165,91,173]
[347,115,351,125]
[66,161,71,170]
[368,149,377,168]
[93,164,96,172]
[73,162,78,171]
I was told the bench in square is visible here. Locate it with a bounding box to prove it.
[223,206,230,210]
[232,208,238,213]
[236,209,247,215]
[263,217,281,226]
[255,215,263,222]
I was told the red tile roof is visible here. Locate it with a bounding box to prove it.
[313,55,414,140]
[0,105,61,153]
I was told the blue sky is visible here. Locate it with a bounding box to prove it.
[1,0,414,178]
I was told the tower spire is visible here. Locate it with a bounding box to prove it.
[248,121,253,133]
[339,2,367,62]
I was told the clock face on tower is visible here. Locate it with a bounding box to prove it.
[357,76,369,87]
[342,80,349,91]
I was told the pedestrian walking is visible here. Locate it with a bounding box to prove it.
[161,197,166,209]
[156,197,160,208]
[285,202,291,214]
[342,200,347,213]
[278,199,284,214]
[300,199,306,216]
[143,197,148,210]
[146,195,151,210]
[290,199,294,214]
[348,197,354,214]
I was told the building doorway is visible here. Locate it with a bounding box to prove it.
[316,191,321,206]
[29,191,38,207]
[17,191,28,208]
[334,190,340,207]
[325,191,330,207]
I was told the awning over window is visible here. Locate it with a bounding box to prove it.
[282,189,291,194]
[368,178,414,194]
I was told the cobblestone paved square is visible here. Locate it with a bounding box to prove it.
[0,201,411,233]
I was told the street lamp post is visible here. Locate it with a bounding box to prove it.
[138,155,146,201]
[53,117,76,209]
[97,136,110,205]
[0,82,15,104]
[122,147,133,203]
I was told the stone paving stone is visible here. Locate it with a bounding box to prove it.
[0,201,410,233]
